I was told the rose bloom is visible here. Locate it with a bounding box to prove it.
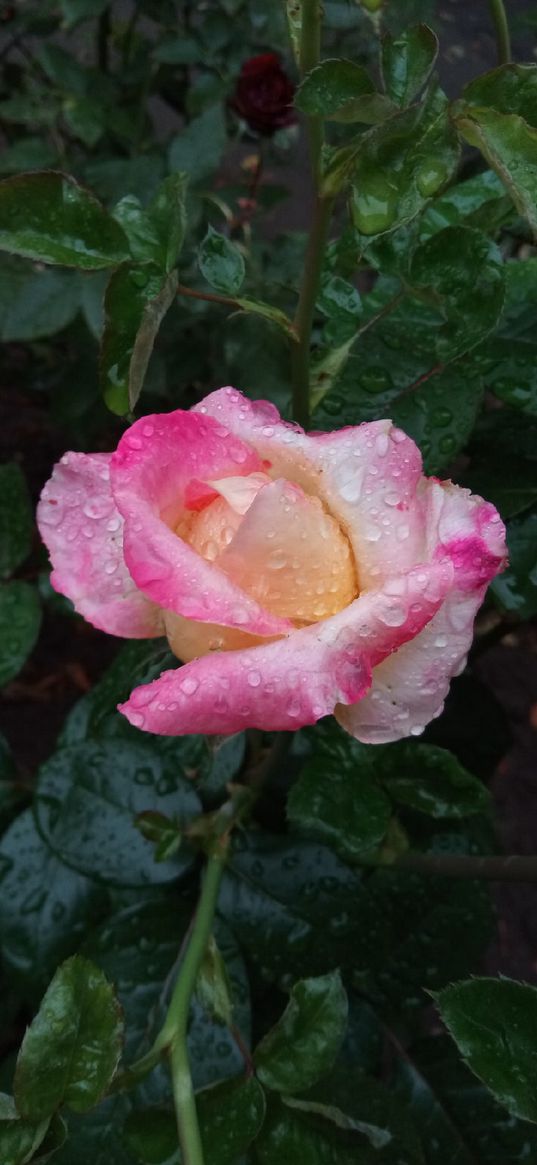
[38,388,506,742]
[230,52,296,135]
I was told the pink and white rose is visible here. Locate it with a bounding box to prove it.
[37,388,506,742]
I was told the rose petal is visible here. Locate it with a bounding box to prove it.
[194,389,426,588]
[119,559,453,735]
[336,479,507,743]
[218,477,357,622]
[37,452,162,637]
[110,409,292,637]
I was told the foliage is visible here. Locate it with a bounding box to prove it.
[1,1,536,1163]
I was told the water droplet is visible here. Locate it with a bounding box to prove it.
[180,676,199,695]
[351,176,399,236]
[268,549,287,570]
[247,670,261,687]
[416,158,450,197]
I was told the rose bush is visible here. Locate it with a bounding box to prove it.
[38,387,506,742]
[230,52,296,135]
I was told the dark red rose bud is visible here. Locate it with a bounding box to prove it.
[230,52,296,136]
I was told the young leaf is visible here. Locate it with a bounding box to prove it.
[381,25,438,108]
[0,581,41,688]
[0,464,33,579]
[0,172,130,269]
[254,970,348,1093]
[198,226,245,295]
[100,263,178,414]
[14,956,123,1120]
[434,978,537,1123]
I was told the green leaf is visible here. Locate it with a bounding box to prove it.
[463,62,537,124]
[379,742,490,819]
[296,58,384,123]
[419,169,508,241]
[14,955,123,1120]
[0,137,58,176]
[100,263,178,414]
[434,977,537,1124]
[234,297,297,340]
[407,226,505,360]
[390,365,484,474]
[0,172,130,269]
[84,899,250,1085]
[381,24,438,108]
[0,1094,50,1165]
[0,257,81,341]
[0,464,33,578]
[34,740,202,887]
[60,0,109,28]
[0,810,101,995]
[168,105,226,185]
[402,1034,537,1163]
[220,833,382,987]
[255,971,348,1093]
[455,106,537,238]
[50,1097,133,1165]
[349,88,459,234]
[491,505,537,617]
[124,1076,265,1165]
[255,1096,378,1165]
[0,582,41,687]
[198,227,245,295]
[148,174,188,273]
[287,758,391,859]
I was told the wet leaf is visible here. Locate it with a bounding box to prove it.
[0,172,130,268]
[255,970,348,1093]
[0,582,41,688]
[434,978,537,1124]
[381,24,438,108]
[14,955,123,1120]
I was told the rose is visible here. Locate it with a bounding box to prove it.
[230,53,296,136]
[37,387,506,742]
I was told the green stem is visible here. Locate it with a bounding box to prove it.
[291,195,333,427]
[488,0,511,64]
[370,852,537,883]
[166,844,227,1165]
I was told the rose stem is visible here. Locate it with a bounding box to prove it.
[362,851,537,882]
[291,0,333,430]
[487,0,511,64]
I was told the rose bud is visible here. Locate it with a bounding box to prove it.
[230,52,296,136]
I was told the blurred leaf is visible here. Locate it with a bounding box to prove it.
[0,810,101,996]
[0,258,81,341]
[255,970,348,1093]
[393,1057,477,1165]
[0,582,41,688]
[407,226,505,360]
[83,157,165,205]
[434,978,537,1124]
[0,463,33,578]
[153,35,201,64]
[287,757,391,859]
[60,0,109,28]
[148,174,188,273]
[0,137,58,175]
[491,505,537,617]
[34,740,201,887]
[379,742,490,819]
[50,1096,133,1165]
[168,106,226,185]
[14,955,123,1120]
[198,226,245,295]
[100,264,178,413]
[381,24,438,108]
[349,88,459,235]
[0,172,130,268]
